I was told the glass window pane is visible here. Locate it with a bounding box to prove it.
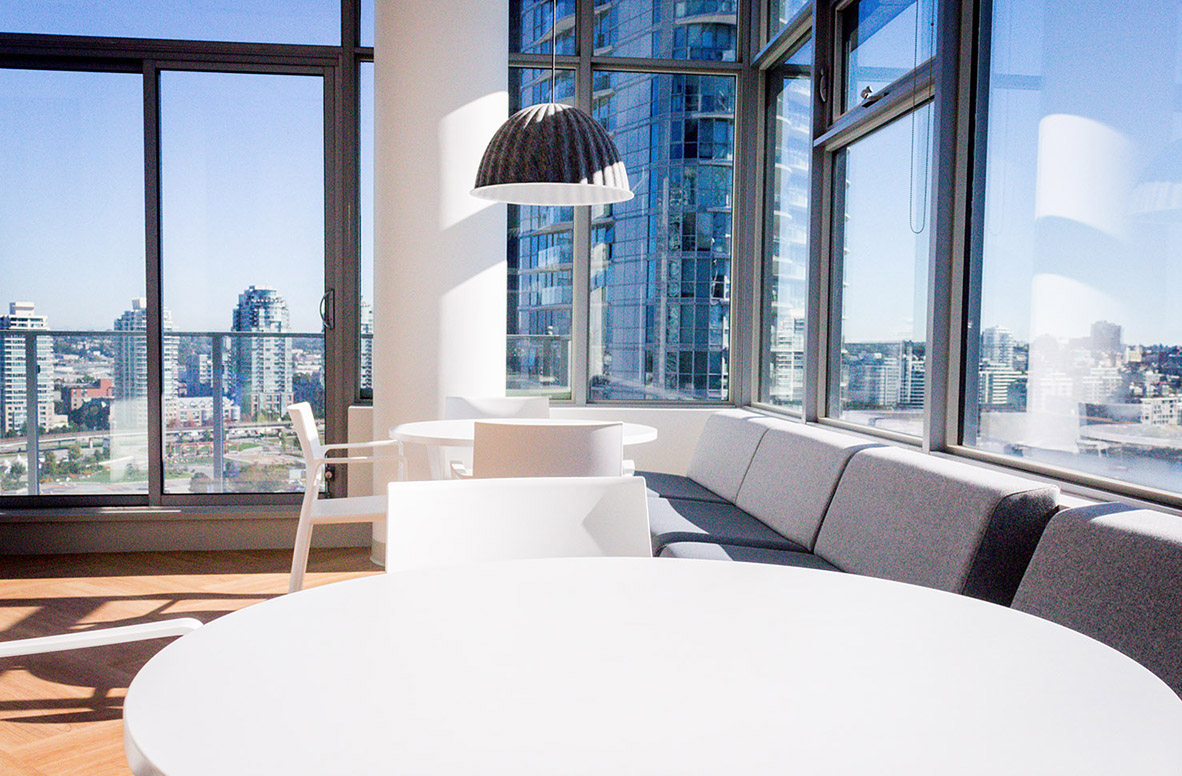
[843,0,935,111]
[360,63,374,397]
[594,0,737,61]
[0,69,146,497]
[511,0,577,55]
[0,0,340,44]
[362,0,375,47]
[967,0,1182,496]
[590,71,735,401]
[761,45,813,409]
[161,71,324,494]
[507,68,577,399]
[831,104,933,435]
[768,0,809,39]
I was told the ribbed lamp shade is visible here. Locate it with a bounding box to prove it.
[472,102,633,206]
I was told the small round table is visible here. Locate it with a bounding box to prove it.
[390,417,659,447]
[124,558,1182,776]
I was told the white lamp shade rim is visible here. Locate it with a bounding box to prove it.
[470,182,635,206]
[473,102,631,206]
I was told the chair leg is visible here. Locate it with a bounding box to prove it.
[289,484,319,594]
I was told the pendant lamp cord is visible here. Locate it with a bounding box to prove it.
[550,0,557,103]
[908,0,932,235]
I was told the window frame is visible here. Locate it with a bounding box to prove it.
[0,1,373,510]
[508,0,753,406]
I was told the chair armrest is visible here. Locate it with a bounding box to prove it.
[622,459,636,476]
[449,460,473,479]
[321,439,403,453]
[314,455,388,465]
[0,618,202,658]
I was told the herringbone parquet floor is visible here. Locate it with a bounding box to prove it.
[0,547,381,776]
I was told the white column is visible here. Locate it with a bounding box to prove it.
[372,0,508,488]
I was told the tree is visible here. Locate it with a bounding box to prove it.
[69,399,109,432]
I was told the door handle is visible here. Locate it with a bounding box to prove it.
[320,288,335,331]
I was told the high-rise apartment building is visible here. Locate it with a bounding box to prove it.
[980,325,1016,369]
[231,286,293,417]
[765,69,812,406]
[112,298,178,431]
[510,0,736,400]
[0,302,54,435]
[359,298,373,392]
[1091,320,1122,354]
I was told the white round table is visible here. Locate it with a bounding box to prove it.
[124,559,1182,776]
[390,417,658,447]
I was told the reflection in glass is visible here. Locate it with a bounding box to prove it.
[0,69,146,496]
[843,0,935,111]
[506,68,576,399]
[161,71,324,493]
[832,104,932,435]
[511,0,577,55]
[768,0,808,39]
[761,44,813,408]
[967,0,1182,496]
[594,0,737,61]
[589,72,735,401]
[0,0,340,44]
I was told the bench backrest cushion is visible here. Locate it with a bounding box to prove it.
[814,446,1058,604]
[686,410,769,503]
[734,419,880,550]
[1012,504,1182,697]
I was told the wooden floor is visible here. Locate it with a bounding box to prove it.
[0,547,381,776]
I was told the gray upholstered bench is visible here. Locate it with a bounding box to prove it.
[653,414,1059,606]
[647,414,877,556]
[1012,503,1182,697]
[638,409,768,505]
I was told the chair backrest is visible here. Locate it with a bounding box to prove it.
[1012,504,1182,697]
[286,402,323,462]
[813,445,1059,605]
[386,476,651,572]
[472,420,624,478]
[444,395,550,420]
[734,419,881,550]
[686,410,769,502]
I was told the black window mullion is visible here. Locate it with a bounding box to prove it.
[144,60,165,506]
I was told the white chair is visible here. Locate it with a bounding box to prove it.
[439,396,551,478]
[287,402,406,593]
[385,476,651,572]
[0,618,202,659]
[470,420,625,478]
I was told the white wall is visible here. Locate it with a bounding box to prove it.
[550,406,715,475]
[372,0,509,486]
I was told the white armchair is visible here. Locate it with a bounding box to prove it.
[287,402,406,592]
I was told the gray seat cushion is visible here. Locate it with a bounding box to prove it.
[1012,504,1182,697]
[685,409,770,503]
[735,419,880,550]
[648,497,805,556]
[814,446,1058,605]
[659,541,841,571]
[636,471,727,503]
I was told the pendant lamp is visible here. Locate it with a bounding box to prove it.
[472,1,632,206]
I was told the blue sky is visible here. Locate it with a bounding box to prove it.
[5,0,1182,347]
[1,68,326,332]
[0,1,346,45]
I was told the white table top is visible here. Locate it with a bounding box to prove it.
[124,558,1182,776]
[390,417,658,447]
